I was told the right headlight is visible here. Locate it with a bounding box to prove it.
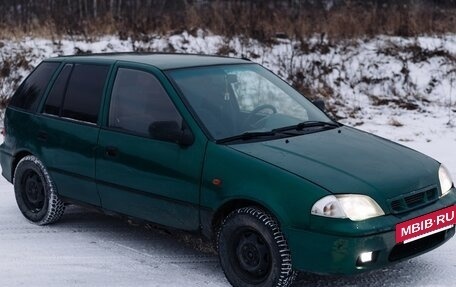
[311,194,385,221]
[439,164,454,197]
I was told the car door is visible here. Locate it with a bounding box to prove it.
[96,64,206,230]
[38,62,111,206]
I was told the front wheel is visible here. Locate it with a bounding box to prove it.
[14,155,65,225]
[217,207,296,287]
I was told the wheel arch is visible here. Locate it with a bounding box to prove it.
[208,198,284,241]
[11,150,33,181]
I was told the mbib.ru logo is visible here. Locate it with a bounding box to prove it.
[396,205,456,243]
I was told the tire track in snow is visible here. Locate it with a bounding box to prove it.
[99,240,219,265]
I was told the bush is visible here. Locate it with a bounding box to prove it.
[0,0,455,40]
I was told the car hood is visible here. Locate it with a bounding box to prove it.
[229,126,439,205]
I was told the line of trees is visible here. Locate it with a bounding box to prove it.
[0,0,455,39]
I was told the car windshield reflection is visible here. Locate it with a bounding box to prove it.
[167,64,334,141]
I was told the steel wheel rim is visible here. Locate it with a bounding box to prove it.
[229,227,271,284]
[21,170,45,212]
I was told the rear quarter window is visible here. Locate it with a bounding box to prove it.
[9,62,60,111]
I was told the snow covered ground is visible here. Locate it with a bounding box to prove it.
[0,125,454,287]
[0,31,455,286]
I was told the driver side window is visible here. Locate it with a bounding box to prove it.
[108,68,182,138]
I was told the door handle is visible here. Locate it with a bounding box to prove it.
[105,146,118,157]
[37,131,48,142]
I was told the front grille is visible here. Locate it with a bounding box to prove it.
[391,200,402,211]
[389,187,438,214]
[404,192,425,207]
[389,227,453,261]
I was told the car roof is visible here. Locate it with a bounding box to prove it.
[47,53,251,70]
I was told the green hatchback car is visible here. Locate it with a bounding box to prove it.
[1,53,455,287]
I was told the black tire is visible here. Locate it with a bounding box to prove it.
[217,207,296,287]
[14,155,65,225]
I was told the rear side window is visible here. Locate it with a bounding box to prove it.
[62,64,109,123]
[9,62,59,111]
[43,64,73,116]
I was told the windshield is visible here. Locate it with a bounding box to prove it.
[167,64,334,141]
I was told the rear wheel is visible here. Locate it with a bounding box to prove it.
[14,155,65,225]
[217,207,296,287]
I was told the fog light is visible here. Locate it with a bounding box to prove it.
[359,252,373,263]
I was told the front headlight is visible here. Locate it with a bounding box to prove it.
[311,194,385,221]
[439,164,453,197]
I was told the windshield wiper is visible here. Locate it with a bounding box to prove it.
[217,121,340,144]
[272,121,341,133]
[216,131,277,144]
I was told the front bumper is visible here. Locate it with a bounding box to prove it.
[284,189,456,275]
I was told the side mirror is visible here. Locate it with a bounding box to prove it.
[149,121,194,147]
[312,99,325,111]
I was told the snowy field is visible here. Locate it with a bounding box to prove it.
[0,123,455,287]
[2,32,456,118]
